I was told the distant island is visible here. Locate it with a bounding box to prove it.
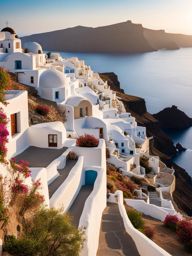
[21,20,192,54]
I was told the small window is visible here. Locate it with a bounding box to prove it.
[0,44,3,48]
[121,142,124,147]
[122,149,125,153]
[130,150,134,155]
[15,60,22,70]
[30,76,34,84]
[55,91,59,100]
[115,142,118,148]
[8,43,10,48]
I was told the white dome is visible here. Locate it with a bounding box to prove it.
[39,69,66,89]
[23,41,43,54]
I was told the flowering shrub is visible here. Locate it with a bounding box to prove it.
[176,219,192,243]
[10,158,31,178]
[20,180,44,215]
[35,105,50,116]
[164,215,180,231]
[12,178,28,194]
[0,110,9,163]
[76,134,99,147]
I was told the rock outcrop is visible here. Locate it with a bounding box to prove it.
[154,105,192,130]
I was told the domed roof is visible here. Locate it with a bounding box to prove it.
[39,69,66,89]
[23,41,43,54]
[65,96,91,107]
[1,27,15,34]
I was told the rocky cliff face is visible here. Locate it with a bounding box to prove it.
[101,72,192,216]
[22,20,192,54]
[154,105,192,130]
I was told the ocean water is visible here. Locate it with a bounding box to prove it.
[60,49,192,176]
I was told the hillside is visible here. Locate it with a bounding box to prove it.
[22,21,192,53]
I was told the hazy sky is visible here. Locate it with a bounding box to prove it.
[1,0,192,36]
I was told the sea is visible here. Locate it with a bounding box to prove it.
[60,48,192,176]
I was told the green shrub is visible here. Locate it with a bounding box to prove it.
[127,209,144,230]
[3,236,38,256]
[0,68,11,104]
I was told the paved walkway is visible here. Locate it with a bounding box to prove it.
[149,191,161,207]
[68,185,93,227]
[97,203,140,256]
[15,146,67,167]
[49,159,77,198]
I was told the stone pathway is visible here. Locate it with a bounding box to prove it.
[97,203,140,256]
[68,185,93,227]
[149,191,161,207]
[48,159,77,198]
[15,146,67,167]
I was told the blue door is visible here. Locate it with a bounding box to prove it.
[85,170,97,185]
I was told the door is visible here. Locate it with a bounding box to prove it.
[48,134,58,147]
[11,113,17,136]
[85,170,97,185]
[99,128,104,138]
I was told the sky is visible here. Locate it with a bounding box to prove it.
[1,0,192,36]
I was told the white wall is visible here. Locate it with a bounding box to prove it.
[2,90,29,158]
[80,167,106,256]
[50,156,84,210]
[31,167,50,208]
[116,191,171,256]
[71,139,106,168]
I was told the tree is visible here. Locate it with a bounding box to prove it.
[4,208,83,256]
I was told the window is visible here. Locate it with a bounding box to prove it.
[122,149,125,153]
[15,60,22,70]
[16,42,20,49]
[115,142,118,148]
[70,69,75,73]
[121,142,124,147]
[8,43,10,48]
[55,91,59,100]
[48,134,57,147]
[30,76,34,84]
[10,113,19,136]
[0,44,3,48]
[130,150,134,155]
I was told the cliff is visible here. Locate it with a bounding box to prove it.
[154,105,192,130]
[21,21,192,54]
[101,72,192,216]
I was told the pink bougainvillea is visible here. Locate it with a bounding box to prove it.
[12,178,28,194]
[10,158,31,178]
[0,109,9,163]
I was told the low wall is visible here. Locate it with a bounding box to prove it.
[126,199,173,222]
[71,139,106,169]
[50,156,84,211]
[31,167,50,208]
[80,167,106,256]
[117,191,171,256]
[47,149,70,184]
